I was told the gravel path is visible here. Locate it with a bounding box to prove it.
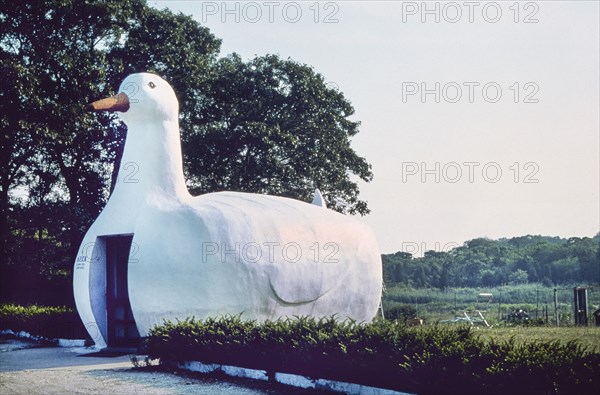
[0,338,318,394]
[0,362,290,394]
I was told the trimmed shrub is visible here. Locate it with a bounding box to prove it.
[0,304,89,339]
[146,316,599,394]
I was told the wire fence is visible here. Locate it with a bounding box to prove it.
[383,284,600,326]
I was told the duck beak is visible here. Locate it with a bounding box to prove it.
[87,92,130,112]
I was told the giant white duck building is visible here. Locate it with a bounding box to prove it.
[73,73,383,349]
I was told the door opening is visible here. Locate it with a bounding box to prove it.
[105,235,140,348]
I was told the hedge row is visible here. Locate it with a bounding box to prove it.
[145,316,599,394]
[0,304,89,340]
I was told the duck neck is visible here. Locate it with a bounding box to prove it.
[110,120,190,206]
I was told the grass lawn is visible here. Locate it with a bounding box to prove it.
[475,326,600,353]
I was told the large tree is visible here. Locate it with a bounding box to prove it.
[183,53,372,214]
[0,0,373,304]
[1,0,147,301]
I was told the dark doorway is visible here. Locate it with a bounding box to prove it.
[106,235,140,348]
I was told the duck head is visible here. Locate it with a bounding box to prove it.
[87,73,189,200]
[88,73,179,124]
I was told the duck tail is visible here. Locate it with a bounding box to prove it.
[311,188,327,208]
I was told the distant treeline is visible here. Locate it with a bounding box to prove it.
[382,234,600,289]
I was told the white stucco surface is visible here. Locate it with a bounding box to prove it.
[73,73,383,348]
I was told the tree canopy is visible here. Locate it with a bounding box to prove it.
[383,234,600,289]
[0,0,372,304]
[184,54,372,213]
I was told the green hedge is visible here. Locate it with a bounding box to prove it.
[0,304,89,340]
[145,316,599,394]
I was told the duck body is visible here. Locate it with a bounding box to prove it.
[73,73,382,348]
[130,191,382,335]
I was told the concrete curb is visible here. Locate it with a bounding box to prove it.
[57,338,88,347]
[177,360,413,395]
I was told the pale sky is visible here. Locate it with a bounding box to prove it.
[152,1,600,254]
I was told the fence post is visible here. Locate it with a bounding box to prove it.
[573,287,588,326]
[554,288,559,327]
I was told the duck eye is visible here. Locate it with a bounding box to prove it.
[148,82,156,89]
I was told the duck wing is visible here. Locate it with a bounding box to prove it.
[189,191,366,304]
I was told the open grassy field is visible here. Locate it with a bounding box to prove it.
[383,283,600,326]
[475,326,600,353]
[383,284,600,354]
